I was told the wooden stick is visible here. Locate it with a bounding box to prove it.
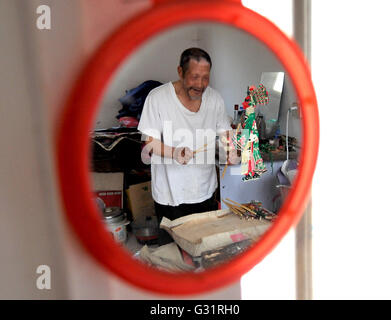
[231,207,244,218]
[193,143,208,154]
[222,199,245,213]
[231,203,247,213]
[222,199,238,212]
[225,204,248,219]
[222,200,243,218]
[222,199,233,209]
[225,198,258,216]
[221,163,228,179]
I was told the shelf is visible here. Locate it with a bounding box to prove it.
[261,150,299,162]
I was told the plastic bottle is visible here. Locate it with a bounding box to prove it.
[232,104,239,128]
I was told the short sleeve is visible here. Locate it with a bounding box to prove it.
[137,93,162,140]
[216,94,232,134]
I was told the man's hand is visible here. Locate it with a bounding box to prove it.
[227,149,241,165]
[173,146,193,165]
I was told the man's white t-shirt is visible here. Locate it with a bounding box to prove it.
[137,81,231,206]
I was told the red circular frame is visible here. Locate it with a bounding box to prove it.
[56,0,319,296]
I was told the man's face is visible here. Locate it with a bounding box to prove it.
[179,58,210,100]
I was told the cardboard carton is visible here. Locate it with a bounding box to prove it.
[160,209,271,257]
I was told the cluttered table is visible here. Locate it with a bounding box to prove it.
[127,208,273,272]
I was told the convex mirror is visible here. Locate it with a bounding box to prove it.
[56,0,319,295]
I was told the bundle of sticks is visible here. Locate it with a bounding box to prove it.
[222,198,277,221]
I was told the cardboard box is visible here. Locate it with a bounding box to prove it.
[91,172,124,208]
[126,181,155,220]
[160,209,271,257]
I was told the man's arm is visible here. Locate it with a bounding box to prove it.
[142,136,193,165]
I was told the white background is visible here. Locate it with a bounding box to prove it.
[242,0,391,299]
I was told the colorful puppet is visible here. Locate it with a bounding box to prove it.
[233,84,269,181]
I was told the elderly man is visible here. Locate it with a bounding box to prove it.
[138,47,238,245]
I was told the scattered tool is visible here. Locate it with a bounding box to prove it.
[225,198,258,216]
[223,198,278,221]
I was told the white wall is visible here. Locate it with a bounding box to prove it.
[0,0,80,299]
[311,0,391,299]
[198,23,284,118]
[279,74,301,143]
